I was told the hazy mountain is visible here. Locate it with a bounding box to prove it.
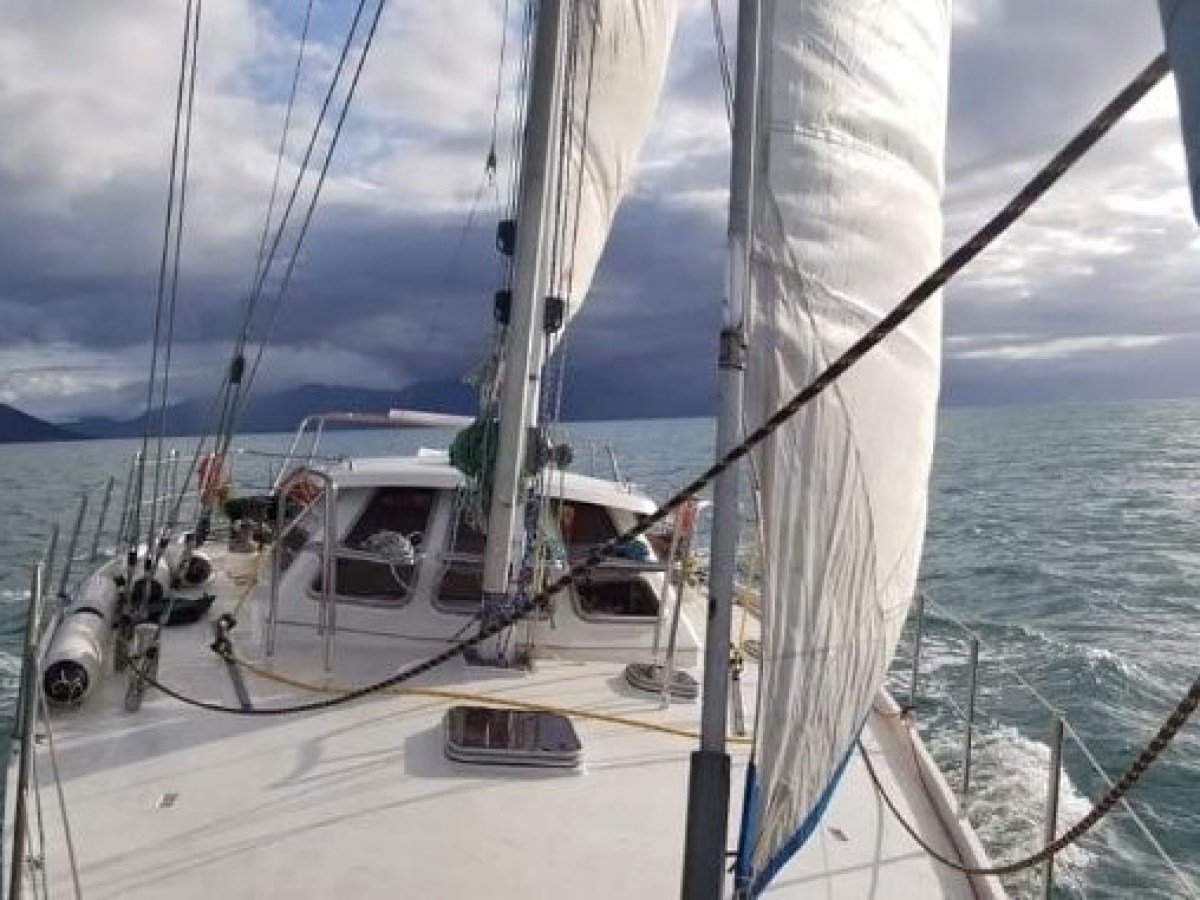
[0,403,84,444]
[66,381,480,439]
[57,369,714,441]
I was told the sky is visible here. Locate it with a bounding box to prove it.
[0,0,1196,422]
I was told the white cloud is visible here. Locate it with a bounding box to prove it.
[948,333,1174,362]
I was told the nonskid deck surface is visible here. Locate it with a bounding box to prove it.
[12,553,999,899]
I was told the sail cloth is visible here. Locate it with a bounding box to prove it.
[551,0,678,323]
[739,1,951,893]
[1160,0,1200,222]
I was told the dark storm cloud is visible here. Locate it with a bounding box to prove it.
[0,1,1197,420]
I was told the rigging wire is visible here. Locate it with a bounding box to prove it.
[544,0,602,430]
[152,0,204,539]
[134,49,1171,723]
[443,0,510,306]
[160,0,390,544]
[137,0,202,558]
[234,0,391,414]
[709,0,734,124]
[251,0,316,286]
[193,0,315,493]
[233,0,376,350]
[37,691,83,900]
[200,0,385,481]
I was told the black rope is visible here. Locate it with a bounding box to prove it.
[858,673,1200,877]
[139,55,1169,719]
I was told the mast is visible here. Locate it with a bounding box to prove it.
[681,0,761,897]
[481,0,567,604]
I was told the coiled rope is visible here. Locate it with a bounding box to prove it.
[133,53,1170,724]
[859,673,1200,877]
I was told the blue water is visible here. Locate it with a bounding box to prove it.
[0,401,1197,897]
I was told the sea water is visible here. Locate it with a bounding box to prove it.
[0,399,1196,898]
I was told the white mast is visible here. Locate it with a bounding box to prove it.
[481,0,567,604]
[681,0,761,896]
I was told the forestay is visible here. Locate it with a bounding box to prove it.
[552,0,677,323]
[738,1,951,893]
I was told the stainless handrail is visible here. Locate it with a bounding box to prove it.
[9,563,45,900]
[55,494,88,604]
[89,475,116,562]
[1041,716,1065,900]
[267,467,338,666]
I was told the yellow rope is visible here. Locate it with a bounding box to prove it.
[233,654,753,745]
[227,552,264,620]
[224,544,752,744]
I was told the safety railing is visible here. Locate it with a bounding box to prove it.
[271,410,469,492]
[577,440,629,488]
[896,592,1197,899]
[266,467,339,671]
[7,541,86,899]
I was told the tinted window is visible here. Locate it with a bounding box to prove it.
[436,512,485,613]
[576,576,659,619]
[312,487,435,605]
[345,487,435,546]
[557,502,618,558]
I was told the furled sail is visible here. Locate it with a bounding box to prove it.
[551,0,677,323]
[738,1,951,892]
[1160,0,1200,221]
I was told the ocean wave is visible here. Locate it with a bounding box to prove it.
[928,725,1096,897]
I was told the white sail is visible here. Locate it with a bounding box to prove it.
[552,0,678,322]
[739,0,951,891]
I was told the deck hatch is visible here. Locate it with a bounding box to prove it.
[444,706,582,768]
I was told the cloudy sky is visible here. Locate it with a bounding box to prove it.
[0,0,1195,421]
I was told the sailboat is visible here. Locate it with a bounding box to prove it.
[6,0,1198,897]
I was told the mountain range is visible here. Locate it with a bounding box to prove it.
[0,403,85,443]
[1,377,714,444]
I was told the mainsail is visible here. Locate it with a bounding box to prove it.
[552,0,678,322]
[739,0,951,891]
[476,0,676,588]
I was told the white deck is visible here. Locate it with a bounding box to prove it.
[8,550,1004,899]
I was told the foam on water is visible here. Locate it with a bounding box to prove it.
[934,725,1094,897]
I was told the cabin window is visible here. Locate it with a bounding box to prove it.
[557,501,619,560]
[312,486,434,606]
[574,575,659,620]
[434,511,486,615]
